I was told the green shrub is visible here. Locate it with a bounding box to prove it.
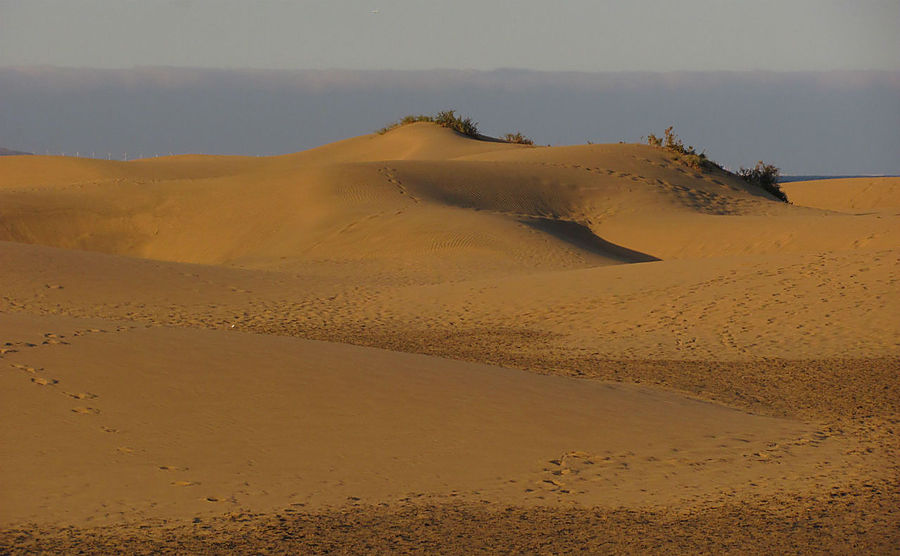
[378,109,479,138]
[739,161,787,202]
[501,132,534,145]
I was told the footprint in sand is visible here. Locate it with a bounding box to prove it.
[73,328,107,335]
[30,377,59,386]
[10,363,38,373]
[172,480,200,487]
[42,334,69,345]
[65,392,99,400]
[71,407,101,415]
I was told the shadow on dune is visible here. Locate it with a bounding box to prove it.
[521,217,660,263]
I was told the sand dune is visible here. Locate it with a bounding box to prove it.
[1,123,897,551]
[783,176,900,212]
[2,311,856,527]
[2,124,894,271]
[2,239,897,362]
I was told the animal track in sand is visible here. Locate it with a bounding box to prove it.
[30,376,58,386]
[71,406,101,415]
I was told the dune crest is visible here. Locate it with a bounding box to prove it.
[0,124,894,273]
[1,123,897,550]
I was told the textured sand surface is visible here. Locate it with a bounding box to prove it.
[2,312,854,527]
[783,177,900,212]
[1,124,897,552]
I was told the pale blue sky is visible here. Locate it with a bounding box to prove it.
[1,0,898,71]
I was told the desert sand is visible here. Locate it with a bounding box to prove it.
[783,177,900,212]
[1,123,897,552]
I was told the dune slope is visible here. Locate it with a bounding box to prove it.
[1,124,895,273]
[0,124,897,551]
[2,311,859,528]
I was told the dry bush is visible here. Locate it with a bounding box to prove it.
[378,110,479,138]
[501,132,534,145]
[739,161,787,202]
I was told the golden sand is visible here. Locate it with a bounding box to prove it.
[1,123,897,551]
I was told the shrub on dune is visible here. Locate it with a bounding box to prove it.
[377,109,479,138]
[646,126,721,171]
[645,126,788,202]
[739,161,787,202]
[501,132,534,145]
[433,110,479,137]
[377,115,432,134]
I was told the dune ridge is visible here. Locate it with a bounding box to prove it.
[3,124,893,272]
[1,123,897,551]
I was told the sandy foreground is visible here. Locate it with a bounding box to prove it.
[0,124,898,552]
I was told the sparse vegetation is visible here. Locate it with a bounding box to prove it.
[377,114,433,134]
[434,110,479,137]
[501,132,534,145]
[645,126,721,171]
[378,110,479,138]
[379,111,539,144]
[646,126,787,202]
[399,114,434,125]
[739,161,787,202]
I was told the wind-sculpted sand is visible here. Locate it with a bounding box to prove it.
[783,177,900,212]
[1,124,897,552]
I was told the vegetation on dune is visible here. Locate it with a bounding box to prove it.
[501,132,535,145]
[646,126,788,203]
[378,116,787,201]
[646,126,722,171]
[434,110,479,137]
[378,111,533,145]
[739,161,787,202]
[376,114,435,134]
[378,110,479,138]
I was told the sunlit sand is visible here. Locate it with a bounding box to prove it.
[1,123,897,551]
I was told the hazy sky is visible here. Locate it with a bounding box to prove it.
[1,0,898,71]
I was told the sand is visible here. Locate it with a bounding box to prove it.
[1,123,898,552]
[783,177,900,212]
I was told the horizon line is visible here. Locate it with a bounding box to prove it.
[2,65,899,75]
